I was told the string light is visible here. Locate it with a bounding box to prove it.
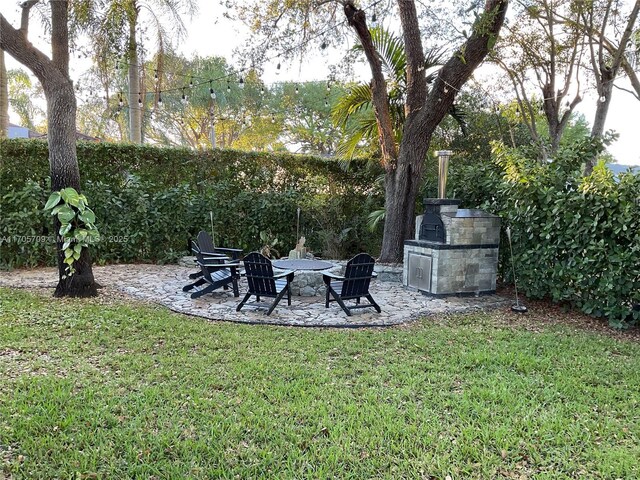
[599,95,606,102]
[79,0,386,132]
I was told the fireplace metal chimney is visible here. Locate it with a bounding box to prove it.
[435,150,452,199]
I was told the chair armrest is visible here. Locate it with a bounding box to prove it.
[198,250,229,258]
[213,247,243,259]
[201,254,233,263]
[273,269,295,280]
[372,271,378,278]
[323,272,345,281]
[198,260,240,269]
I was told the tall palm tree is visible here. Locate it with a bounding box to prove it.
[332,27,466,159]
[88,0,197,143]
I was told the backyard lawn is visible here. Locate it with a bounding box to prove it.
[1,287,639,479]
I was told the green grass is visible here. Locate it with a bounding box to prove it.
[1,288,639,479]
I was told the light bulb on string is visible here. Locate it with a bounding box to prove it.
[138,93,142,106]
[158,94,163,106]
[227,79,231,93]
[181,88,188,104]
[321,40,328,50]
[239,77,245,89]
[261,86,265,95]
[295,84,299,95]
[276,62,281,75]
[599,95,606,102]
[326,82,331,92]
[189,77,194,88]
[324,98,329,108]
[118,92,123,108]
[154,70,158,81]
[271,114,276,124]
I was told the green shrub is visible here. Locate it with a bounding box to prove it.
[450,139,640,327]
[0,140,383,267]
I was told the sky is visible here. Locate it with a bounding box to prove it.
[3,0,640,165]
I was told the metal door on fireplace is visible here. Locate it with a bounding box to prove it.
[407,253,432,292]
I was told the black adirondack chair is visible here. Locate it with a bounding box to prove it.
[236,252,295,316]
[196,230,242,260]
[186,231,243,282]
[323,253,381,316]
[183,247,241,299]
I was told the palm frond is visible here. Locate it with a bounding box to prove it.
[448,103,468,136]
[331,84,373,127]
[336,124,371,160]
[369,27,407,84]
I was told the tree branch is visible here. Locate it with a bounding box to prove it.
[397,0,427,120]
[20,0,39,34]
[51,0,70,75]
[0,14,52,85]
[417,0,509,132]
[343,0,397,167]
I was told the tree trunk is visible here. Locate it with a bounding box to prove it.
[0,1,97,297]
[0,48,8,137]
[380,136,431,262]
[128,15,142,143]
[344,0,508,262]
[584,72,613,175]
[46,79,97,297]
[583,0,640,175]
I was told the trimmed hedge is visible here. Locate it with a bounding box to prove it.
[0,139,383,267]
[450,139,640,327]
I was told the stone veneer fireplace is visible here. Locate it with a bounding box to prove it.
[403,198,501,296]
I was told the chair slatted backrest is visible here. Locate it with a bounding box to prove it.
[341,253,376,297]
[243,252,278,296]
[197,231,216,253]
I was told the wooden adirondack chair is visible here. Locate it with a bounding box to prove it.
[323,253,381,316]
[196,230,242,260]
[183,247,241,299]
[186,231,243,282]
[236,252,295,316]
